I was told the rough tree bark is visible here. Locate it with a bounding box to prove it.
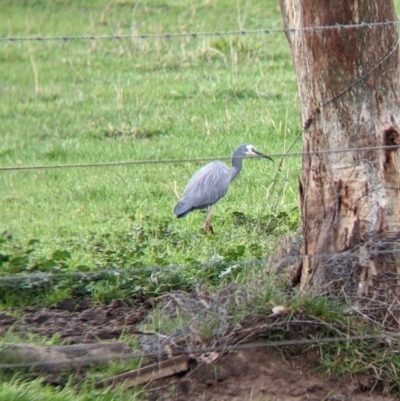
[279,1,400,299]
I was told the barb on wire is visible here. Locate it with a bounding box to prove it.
[0,332,398,369]
[0,145,399,172]
[0,20,399,43]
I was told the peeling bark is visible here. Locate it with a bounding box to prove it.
[279,0,400,298]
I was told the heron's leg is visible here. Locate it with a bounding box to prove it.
[204,207,215,234]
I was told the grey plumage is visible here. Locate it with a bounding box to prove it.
[174,161,231,217]
[173,144,273,233]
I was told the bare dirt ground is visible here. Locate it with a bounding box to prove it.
[0,298,149,343]
[0,301,398,401]
[149,347,398,401]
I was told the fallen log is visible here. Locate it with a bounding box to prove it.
[0,342,131,372]
[95,355,190,389]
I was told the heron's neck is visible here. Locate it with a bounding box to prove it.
[230,156,243,181]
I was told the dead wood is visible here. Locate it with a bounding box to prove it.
[95,355,190,389]
[0,342,131,372]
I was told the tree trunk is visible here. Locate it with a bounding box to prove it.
[279,1,400,302]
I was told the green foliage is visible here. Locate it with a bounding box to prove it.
[0,0,302,300]
[0,0,304,308]
[289,295,345,323]
[0,221,289,304]
[318,334,400,395]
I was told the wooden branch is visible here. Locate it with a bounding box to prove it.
[0,342,131,372]
[95,355,190,389]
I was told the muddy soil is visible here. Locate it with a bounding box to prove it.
[149,347,398,401]
[0,298,149,343]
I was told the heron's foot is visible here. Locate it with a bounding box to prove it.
[204,220,215,234]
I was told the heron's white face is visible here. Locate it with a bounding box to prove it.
[245,144,260,157]
[244,144,273,161]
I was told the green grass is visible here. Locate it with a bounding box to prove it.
[0,380,143,401]
[0,1,300,398]
[0,0,301,304]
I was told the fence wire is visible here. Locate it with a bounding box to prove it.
[0,332,398,369]
[2,244,400,284]
[1,20,399,174]
[1,145,399,172]
[0,20,399,43]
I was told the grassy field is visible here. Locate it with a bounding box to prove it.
[1,0,300,305]
[0,1,301,398]
[2,1,400,400]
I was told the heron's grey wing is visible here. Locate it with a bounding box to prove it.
[174,161,231,217]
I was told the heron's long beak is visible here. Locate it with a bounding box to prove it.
[254,149,274,162]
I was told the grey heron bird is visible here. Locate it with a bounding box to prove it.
[173,144,273,233]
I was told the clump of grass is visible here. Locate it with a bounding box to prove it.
[0,202,300,305]
[0,379,143,401]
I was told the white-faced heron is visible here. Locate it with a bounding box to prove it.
[173,144,273,233]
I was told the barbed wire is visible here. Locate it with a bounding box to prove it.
[1,22,398,175]
[1,145,399,172]
[0,266,158,283]
[0,256,267,284]
[2,243,400,284]
[0,332,398,369]
[1,20,399,43]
